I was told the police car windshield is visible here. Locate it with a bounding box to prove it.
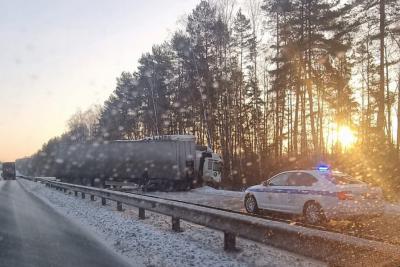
[324,173,363,185]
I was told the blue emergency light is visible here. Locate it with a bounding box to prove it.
[316,164,330,172]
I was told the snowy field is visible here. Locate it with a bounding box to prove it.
[19,179,325,267]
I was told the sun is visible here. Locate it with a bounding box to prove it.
[326,124,357,150]
[337,126,357,148]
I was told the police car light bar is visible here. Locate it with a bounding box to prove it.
[315,164,330,172]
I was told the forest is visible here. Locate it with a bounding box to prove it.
[18,0,400,199]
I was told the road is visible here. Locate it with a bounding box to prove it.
[0,180,132,267]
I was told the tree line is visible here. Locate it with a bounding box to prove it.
[18,0,400,197]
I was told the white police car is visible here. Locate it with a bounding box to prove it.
[244,168,384,224]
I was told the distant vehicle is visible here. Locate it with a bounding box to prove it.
[2,162,16,180]
[17,135,223,191]
[244,167,384,224]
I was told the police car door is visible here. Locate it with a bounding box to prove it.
[287,172,319,214]
[266,172,290,211]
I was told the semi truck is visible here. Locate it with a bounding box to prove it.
[18,135,222,191]
[2,162,16,180]
[143,135,223,187]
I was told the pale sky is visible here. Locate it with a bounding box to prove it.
[0,0,199,162]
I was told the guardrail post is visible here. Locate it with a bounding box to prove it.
[139,208,145,220]
[101,197,106,205]
[90,195,95,201]
[224,232,236,251]
[81,192,85,199]
[172,217,181,232]
[63,188,67,193]
[74,191,78,197]
[117,201,123,211]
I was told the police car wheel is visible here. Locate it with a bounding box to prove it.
[245,195,259,214]
[304,202,325,225]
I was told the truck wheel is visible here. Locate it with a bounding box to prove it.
[244,195,259,214]
[205,181,219,189]
[304,202,326,225]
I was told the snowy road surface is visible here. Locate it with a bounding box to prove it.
[0,180,132,267]
[18,179,325,267]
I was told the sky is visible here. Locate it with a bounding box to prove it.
[0,0,199,162]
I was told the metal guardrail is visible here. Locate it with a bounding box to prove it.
[19,176,400,266]
[104,180,138,190]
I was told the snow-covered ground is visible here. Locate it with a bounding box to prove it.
[193,186,245,198]
[144,186,245,212]
[19,179,325,267]
[385,202,400,216]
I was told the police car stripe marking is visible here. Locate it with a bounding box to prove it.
[248,188,336,197]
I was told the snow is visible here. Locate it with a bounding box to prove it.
[384,202,400,216]
[19,179,325,267]
[192,186,245,198]
[145,187,245,211]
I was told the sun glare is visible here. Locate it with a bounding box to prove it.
[326,124,357,150]
[337,126,357,148]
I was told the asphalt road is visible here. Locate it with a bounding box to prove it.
[0,180,132,267]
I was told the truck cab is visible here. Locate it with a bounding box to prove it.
[196,146,223,186]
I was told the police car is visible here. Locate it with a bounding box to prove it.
[244,167,384,224]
